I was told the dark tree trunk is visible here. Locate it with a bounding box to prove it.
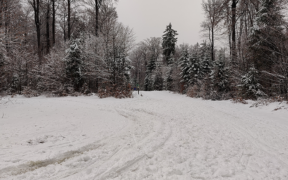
[64,13,66,41]
[67,0,71,40]
[211,26,214,61]
[231,0,237,66]
[4,1,9,54]
[0,1,3,31]
[33,0,42,64]
[46,2,50,54]
[95,0,99,37]
[52,0,56,46]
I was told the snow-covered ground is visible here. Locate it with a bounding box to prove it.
[1,91,288,180]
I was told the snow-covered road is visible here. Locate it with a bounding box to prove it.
[1,92,288,180]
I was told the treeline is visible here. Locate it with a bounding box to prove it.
[130,0,288,100]
[0,0,134,98]
[1,0,287,100]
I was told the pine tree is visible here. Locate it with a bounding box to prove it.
[64,38,84,91]
[154,69,164,91]
[200,52,212,76]
[144,55,157,91]
[10,74,20,93]
[110,53,133,96]
[148,55,156,72]
[162,23,178,65]
[199,42,212,77]
[179,49,191,89]
[210,51,230,93]
[239,66,267,99]
[188,53,201,85]
[144,71,153,91]
[249,0,285,72]
[123,56,132,84]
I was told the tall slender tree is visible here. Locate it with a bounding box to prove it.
[202,0,225,62]
[95,0,102,37]
[52,0,56,46]
[30,0,42,63]
[162,23,178,65]
[67,0,71,40]
[231,0,239,67]
[46,1,51,54]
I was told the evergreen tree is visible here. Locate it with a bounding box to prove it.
[123,56,132,84]
[154,69,164,91]
[200,52,212,76]
[239,66,267,99]
[147,55,157,72]
[210,51,230,93]
[144,55,157,91]
[64,38,84,91]
[188,53,201,85]
[179,49,191,89]
[249,0,285,72]
[144,71,153,91]
[199,42,212,77]
[162,23,178,65]
[10,74,20,93]
[115,54,132,86]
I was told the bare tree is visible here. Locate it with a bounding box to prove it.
[67,0,71,40]
[46,0,51,54]
[231,0,239,67]
[202,0,225,61]
[29,0,42,63]
[52,0,56,46]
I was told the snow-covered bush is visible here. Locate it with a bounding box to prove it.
[238,66,267,99]
[22,86,39,98]
[186,84,200,98]
[98,82,132,99]
[232,97,248,104]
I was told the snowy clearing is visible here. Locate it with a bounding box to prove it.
[1,91,288,180]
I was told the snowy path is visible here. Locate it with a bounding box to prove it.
[1,92,288,180]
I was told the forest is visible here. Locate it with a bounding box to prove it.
[0,0,288,100]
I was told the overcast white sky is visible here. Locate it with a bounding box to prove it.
[115,0,205,45]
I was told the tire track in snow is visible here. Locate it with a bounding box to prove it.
[0,141,104,178]
[92,109,172,180]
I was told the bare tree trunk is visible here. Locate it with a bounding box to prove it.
[32,0,42,64]
[46,2,50,54]
[52,0,56,46]
[113,36,116,86]
[238,15,243,69]
[4,1,10,54]
[67,0,71,40]
[64,12,66,41]
[0,0,3,32]
[231,0,237,67]
[211,26,214,61]
[225,2,232,60]
[95,0,99,37]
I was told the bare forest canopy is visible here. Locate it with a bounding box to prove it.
[0,0,288,100]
